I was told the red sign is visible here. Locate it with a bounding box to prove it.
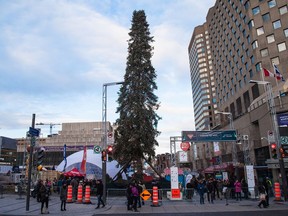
[171,189,180,198]
[180,142,190,151]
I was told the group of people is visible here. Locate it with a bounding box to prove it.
[126,181,146,212]
[186,175,273,208]
[33,177,106,214]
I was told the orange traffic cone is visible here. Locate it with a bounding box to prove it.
[274,182,282,201]
[66,185,73,203]
[152,186,159,207]
[77,185,83,203]
[83,185,91,204]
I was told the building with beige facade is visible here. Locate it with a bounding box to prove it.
[188,0,288,181]
[16,122,113,169]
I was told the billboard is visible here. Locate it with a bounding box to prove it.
[182,130,237,142]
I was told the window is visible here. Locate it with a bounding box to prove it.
[252,6,260,15]
[271,57,279,65]
[248,20,254,29]
[267,34,275,43]
[257,27,264,35]
[268,0,276,8]
[262,13,270,22]
[244,1,250,10]
[260,48,269,57]
[284,29,288,37]
[277,42,286,52]
[279,6,287,15]
[273,20,281,29]
[255,63,262,72]
[252,40,258,49]
[249,69,254,78]
[250,55,255,64]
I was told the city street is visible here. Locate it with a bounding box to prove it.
[1,193,288,216]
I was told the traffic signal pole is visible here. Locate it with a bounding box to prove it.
[26,114,35,211]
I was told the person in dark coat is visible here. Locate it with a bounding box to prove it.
[39,180,49,214]
[95,180,105,209]
[197,179,206,205]
[258,182,268,208]
[126,183,133,210]
[60,183,67,211]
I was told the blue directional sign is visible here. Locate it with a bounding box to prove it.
[182,130,237,142]
[29,127,40,137]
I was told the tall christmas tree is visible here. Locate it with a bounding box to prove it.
[114,10,161,177]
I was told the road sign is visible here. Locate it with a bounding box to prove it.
[268,131,275,143]
[93,145,101,154]
[29,127,40,137]
[182,130,237,142]
[140,189,151,201]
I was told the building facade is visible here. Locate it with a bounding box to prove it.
[189,0,288,181]
[16,122,113,169]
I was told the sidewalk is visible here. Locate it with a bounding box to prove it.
[0,193,288,216]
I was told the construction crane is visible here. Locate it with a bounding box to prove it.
[36,122,61,136]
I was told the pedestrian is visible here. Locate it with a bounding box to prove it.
[186,180,193,200]
[126,183,133,210]
[258,182,268,208]
[138,181,146,205]
[206,178,215,203]
[39,180,49,214]
[137,181,144,207]
[70,177,78,201]
[95,180,105,209]
[234,180,242,201]
[222,179,229,205]
[131,182,139,211]
[263,177,271,206]
[197,179,206,205]
[241,179,249,199]
[60,183,67,211]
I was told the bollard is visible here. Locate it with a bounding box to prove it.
[83,185,91,204]
[274,182,281,201]
[66,185,73,203]
[76,185,83,203]
[152,186,159,207]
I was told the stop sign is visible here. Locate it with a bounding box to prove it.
[180,142,190,151]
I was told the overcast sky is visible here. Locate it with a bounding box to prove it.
[0,0,215,154]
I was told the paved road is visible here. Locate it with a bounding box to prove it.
[0,193,288,216]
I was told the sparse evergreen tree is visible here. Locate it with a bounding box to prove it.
[114,10,161,177]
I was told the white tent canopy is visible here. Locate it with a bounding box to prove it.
[56,149,125,179]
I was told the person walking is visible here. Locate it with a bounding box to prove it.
[95,180,105,209]
[234,180,242,201]
[206,178,215,203]
[131,183,139,212]
[39,180,49,214]
[126,183,133,210]
[60,183,67,211]
[70,177,78,202]
[197,179,206,205]
[258,183,268,208]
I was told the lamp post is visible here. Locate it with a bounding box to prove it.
[216,111,239,178]
[102,81,123,204]
[249,80,287,201]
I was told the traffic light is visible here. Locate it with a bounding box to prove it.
[107,145,113,162]
[270,143,277,159]
[37,147,45,171]
[101,150,107,161]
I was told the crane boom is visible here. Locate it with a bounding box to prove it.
[36,122,61,135]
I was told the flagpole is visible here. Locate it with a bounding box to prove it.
[273,63,283,108]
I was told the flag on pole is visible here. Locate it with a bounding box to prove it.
[80,146,87,174]
[263,68,275,78]
[273,64,285,82]
[63,144,67,172]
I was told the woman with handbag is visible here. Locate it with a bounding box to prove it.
[258,183,268,208]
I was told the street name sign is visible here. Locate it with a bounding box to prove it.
[182,130,237,142]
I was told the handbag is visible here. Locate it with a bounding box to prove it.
[259,193,266,200]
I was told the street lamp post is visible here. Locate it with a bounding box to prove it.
[216,111,239,178]
[102,81,123,204]
[249,80,287,201]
